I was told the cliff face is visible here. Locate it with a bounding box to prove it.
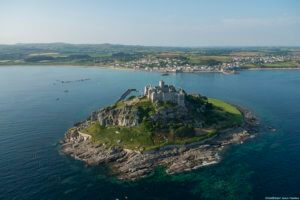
[150,104,205,128]
[94,95,207,129]
[97,106,140,127]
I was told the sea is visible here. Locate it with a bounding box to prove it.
[0,66,299,200]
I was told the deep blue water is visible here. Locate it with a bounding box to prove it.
[0,66,299,200]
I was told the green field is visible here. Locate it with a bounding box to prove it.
[84,121,216,151]
[242,61,300,69]
[84,122,156,150]
[262,61,300,68]
[208,98,243,128]
[208,98,241,115]
[187,55,232,65]
[1,44,299,70]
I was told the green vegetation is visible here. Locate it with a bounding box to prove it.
[82,96,243,151]
[156,100,177,109]
[261,61,300,68]
[242,61,300,69]
[1,44,299,69]
[83,121,216,151]
[136,99,156,120]
[187,55,232,66]
[208,98,241,115]
[207,98,243,128]
[84,122,155,150]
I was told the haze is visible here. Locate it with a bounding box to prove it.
[0,0,300,46]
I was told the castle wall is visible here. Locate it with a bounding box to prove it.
[163,92,176,102]
[144,81,185,107]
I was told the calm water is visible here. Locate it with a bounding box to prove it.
[0,66,299,200]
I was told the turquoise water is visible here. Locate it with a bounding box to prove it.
[0,66,299,200]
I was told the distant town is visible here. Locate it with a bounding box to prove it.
[1,43,300,73]
[114,54,300,74]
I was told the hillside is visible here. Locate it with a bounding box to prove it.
[81,94,242,151]
[1,43,299,69]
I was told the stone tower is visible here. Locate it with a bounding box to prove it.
[143,80,185,107]
[159,80,165,88]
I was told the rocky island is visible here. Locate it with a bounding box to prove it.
[60,80,259,180]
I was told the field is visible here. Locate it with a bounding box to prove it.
[208,98,243,128]
[1,44,299,70]
[84,122,156,150]
[187,55,232,65]
[83,121,215,151]
[242,61,300,69]
[262,61,300,68]
[208,98,241,115]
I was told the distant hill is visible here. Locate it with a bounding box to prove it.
[0,43,299,67]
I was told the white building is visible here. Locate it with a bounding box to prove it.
[144,80,185,107]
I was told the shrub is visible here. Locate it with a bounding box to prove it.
[127,95,136,100]
[186,94,207,106]
[174,125,195,138]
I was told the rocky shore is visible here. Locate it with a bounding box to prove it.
[60,106,259,181]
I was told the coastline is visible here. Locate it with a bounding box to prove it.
[60,104,259,181]
[0,64,135,71]
[1,63,300,74]
[246,67,300,71]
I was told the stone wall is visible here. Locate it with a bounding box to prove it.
[144,81,185,107]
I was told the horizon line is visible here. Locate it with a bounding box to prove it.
[1,42,300,49]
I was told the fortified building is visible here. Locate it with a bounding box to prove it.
[144,80,185,106]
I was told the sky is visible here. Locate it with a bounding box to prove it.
[0,0,300,46]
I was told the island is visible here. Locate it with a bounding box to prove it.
[60,80,259,180]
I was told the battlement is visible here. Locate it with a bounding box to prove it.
[144,80,185,106]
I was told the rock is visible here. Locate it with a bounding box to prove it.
[61,119,255,180]
[60,94,259,181]
[97,106,140,127]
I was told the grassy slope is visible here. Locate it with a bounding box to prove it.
[85,122,155,150]
[208,98,241,115]
[208,98,243,128]
[188,55,233,65]
[242,61,300,69]
[262,61,300,68]
[83,98,243,151]
[84,121,213,151]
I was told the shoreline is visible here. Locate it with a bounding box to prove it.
[246,67,300,71]
[60,104,259,181]
[0,64,135,71]
[1,64,300,74]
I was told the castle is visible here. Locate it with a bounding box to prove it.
[144,80,185,106]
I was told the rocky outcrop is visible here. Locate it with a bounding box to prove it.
[60,107,259,181]
[93,91,209,130]
[150,105,204,128]
[150,105,187,121]
[97,106,140,127]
